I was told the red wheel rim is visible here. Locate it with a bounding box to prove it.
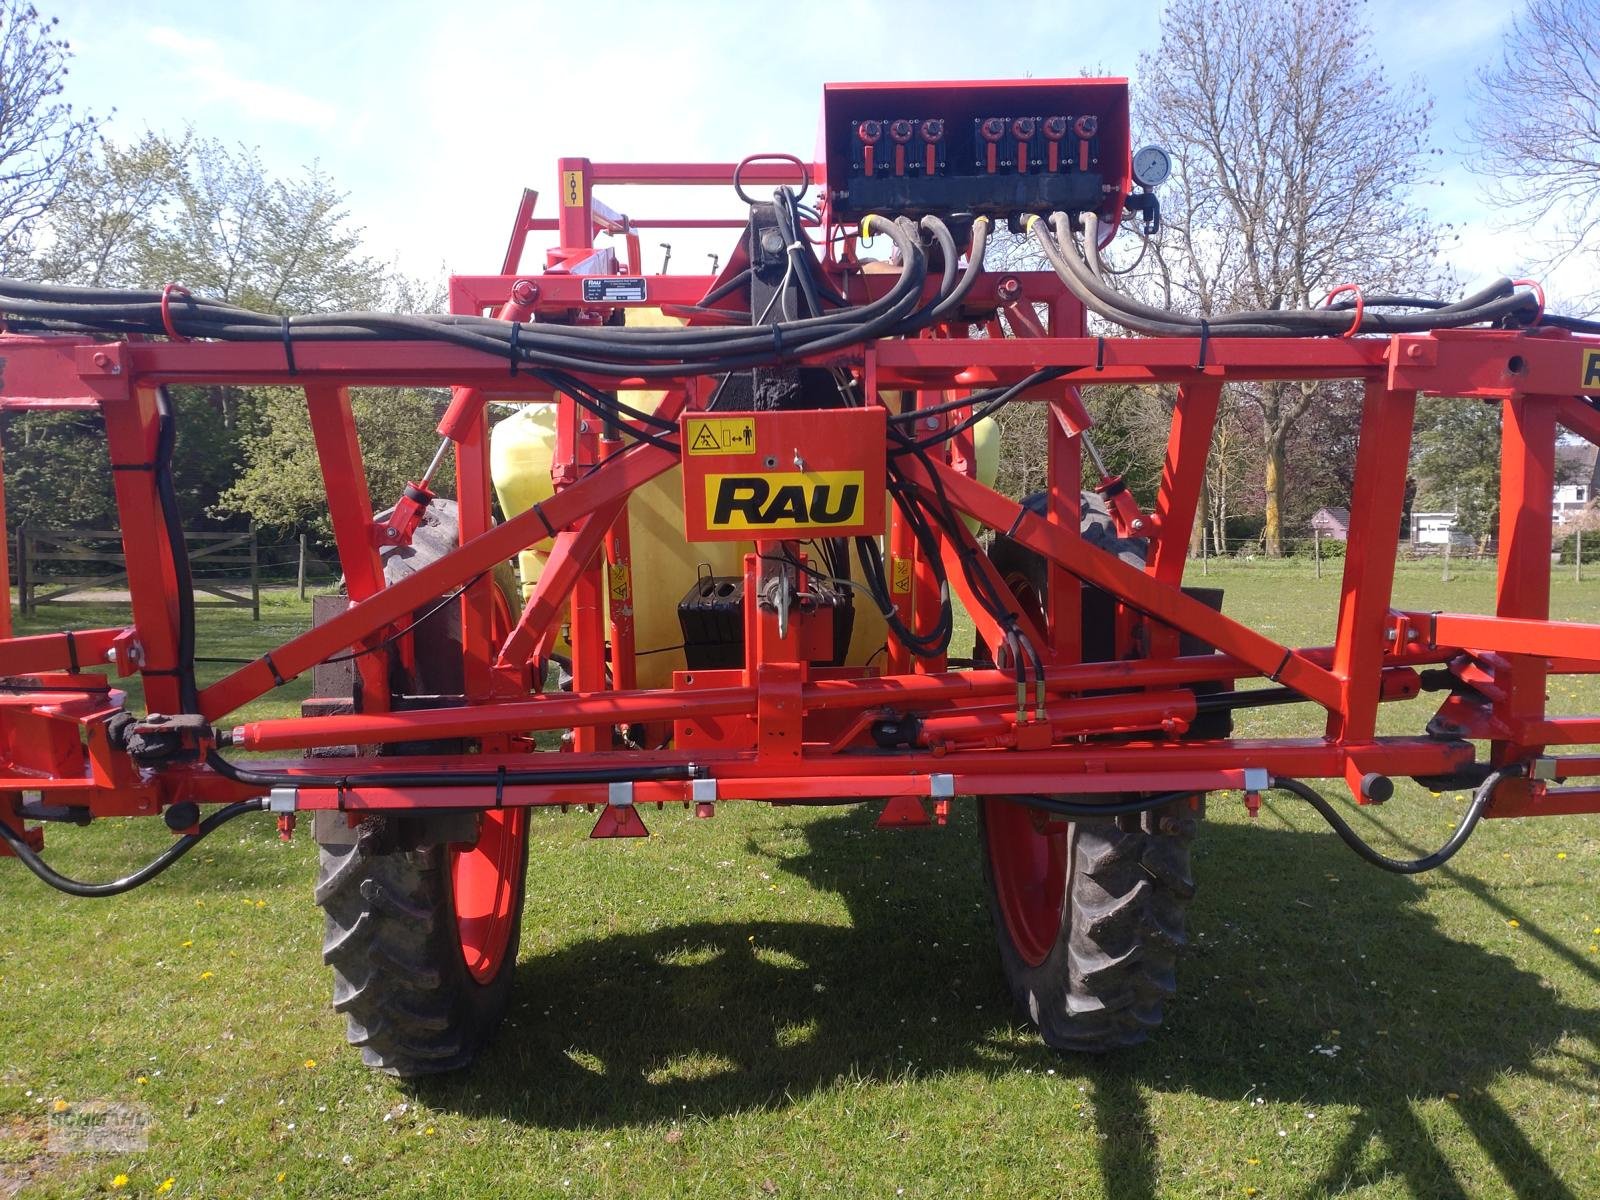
[450,580,527,984]
[452,807,527,983]
[986,799,1068,967]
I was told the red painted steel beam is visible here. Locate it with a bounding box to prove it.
[1409,612,1600,662]
[584,162,822,186]
[1493,394,1558,757]
[197,443,679,720]
[0,628,123,677]
[101,388,184,714]
[231,654,1253,752]
[1327,381,1417,743]
[193,736,1472,812]
[1147,379,1222,587]
[899,456,1344,710]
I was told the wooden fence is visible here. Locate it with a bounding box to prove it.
[15,528,260,619]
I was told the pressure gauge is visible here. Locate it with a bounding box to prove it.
[1132,144,1171,188]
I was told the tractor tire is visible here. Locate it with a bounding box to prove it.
[980,798,1197,1051]
[314,498,529,1077]
[978,489,1207,1052]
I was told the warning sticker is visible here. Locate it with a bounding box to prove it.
[562,170,583,207]
[685,416,757,456]
[608,561,632,604]
[1583,348,1600,392]
[891,556,913,595]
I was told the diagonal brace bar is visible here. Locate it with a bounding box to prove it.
[896,454,1343,710]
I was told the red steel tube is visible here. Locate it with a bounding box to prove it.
[914,689,1198,749]
[232,655,1250,752]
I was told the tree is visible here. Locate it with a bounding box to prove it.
[1468,0,1600,295]
[0,0,98,272]
[1134,0,1444,555]
[147,140,387,314]
[6,133,414,544]
[217,387,453,540]
[31,130,188,285]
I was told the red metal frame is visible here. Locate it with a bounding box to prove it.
[5,138,1600,854]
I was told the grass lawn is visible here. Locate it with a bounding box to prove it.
[2,562,1598,1198]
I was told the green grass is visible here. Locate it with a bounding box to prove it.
[3,563,1599,1198]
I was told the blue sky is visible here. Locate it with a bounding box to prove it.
[46,0,1589,305]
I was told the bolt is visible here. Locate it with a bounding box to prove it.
[923,415,939,430]
[1406,343,1424,360]
[105,648,119,664]
[579,420,590,433]
[385,526,398,538]
[510,278,540,304]
[761,229,785,256]
[996,277,1022,302]
[92,352,110,368]
[1131,518,1147,533]
[793,452,806,470]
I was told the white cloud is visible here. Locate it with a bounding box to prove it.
[143,25,335,129]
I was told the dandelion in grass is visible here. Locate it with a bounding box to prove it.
[180,940,193,948]
[303,1059,317,1069]
[111,1175,128,1190]
[157,1179,174,1194]
[1507,920,1520,928]
[199,971,214,980]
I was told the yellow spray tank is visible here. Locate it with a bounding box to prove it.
[489,310,999,688]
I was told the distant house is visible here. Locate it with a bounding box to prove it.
[1309,506,1351,541]
[1554,442,1599,527]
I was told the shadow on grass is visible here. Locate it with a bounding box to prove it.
[413,806,1596,1198]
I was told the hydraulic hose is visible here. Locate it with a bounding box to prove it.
[1035,213,1556,338]
[0,798,266,897]
[202,748,698,792]
[1269,766,1517,874]
[926,215,991,322]
[0,215,944,378]
[154,388,201,713]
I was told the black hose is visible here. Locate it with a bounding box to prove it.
[203,748,695,791]
[1033,213,1546,338]
[153,388,200,714]
[0,799,266,897]
[1269,766,1516,874]
[0,215,936,379]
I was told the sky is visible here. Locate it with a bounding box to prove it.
[43,0,1594,308]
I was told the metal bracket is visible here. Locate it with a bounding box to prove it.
[267,787,299,814]
[607,781,635,807]
[1242,767,1270,794]
[929,773,955,799]
[1529,757,1560,782]
[691,777,718,803]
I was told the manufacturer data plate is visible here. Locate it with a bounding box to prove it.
[581,277,648,303]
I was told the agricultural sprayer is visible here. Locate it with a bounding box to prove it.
[2,79,1598,1075]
